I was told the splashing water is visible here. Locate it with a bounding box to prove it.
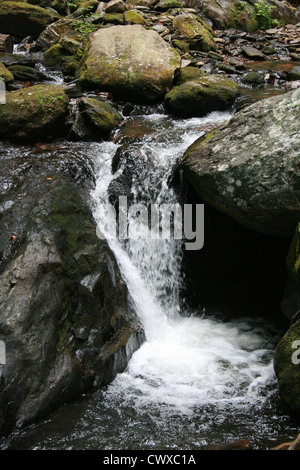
[90,109,278,415]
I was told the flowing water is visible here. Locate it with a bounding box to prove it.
[1,106,299,450]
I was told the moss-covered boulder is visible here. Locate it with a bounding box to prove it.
[70,95,123,140]
[0,2,58,39]
[282,223,300,321]
[7,64,49,82]
[124,10,148,24]
[102,12,125,24]
[77,24,181,102]
[0,52,36,68]
[155,0,182,11]
[0,61,13,84]
[81,96,122,134]
[36,17,84,52]
[172,13,216,52]
[0,84,70,142]
[274,317,300,414]
[165,75,240,117]
[180,89,300,236]
[174,66,206,85]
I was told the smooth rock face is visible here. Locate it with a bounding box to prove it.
[0,147,144,436]
[0,2,58,39]
[78,25,181,102]
[180,89,300,236]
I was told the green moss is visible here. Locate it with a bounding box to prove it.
[0,1,58,38]
[0,84,69,141]
[0,61,13,84]
[172,14,216,52]
[172,39,190,53]
[102,13,125,24]
[43,44,70,67]
[124,10,147,25]
[175,66,206,85]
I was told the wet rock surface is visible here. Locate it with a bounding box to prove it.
[0,143,144,436]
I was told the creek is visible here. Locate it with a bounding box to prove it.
[1,102,299,450]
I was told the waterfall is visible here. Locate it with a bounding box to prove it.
[90,107,277,415]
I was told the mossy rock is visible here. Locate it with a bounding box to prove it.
[172,39,190,53]
[124,10,147,25]
[282,222,300,320]
[77,25,181,103]
[7,64,49,82]
[103,12,125,24]
[0,1,58,39]
[165,75,240,117]
[0,84,70,142]
[274,318,300,414]
[61,56,79,75]
[174,66,206,85]
[80,96,122,135]
[36,17,84,51]
[155,0,182,11]
[43,43,71,67]
[81,97,122,134]
[0,61,13,84]
[172,13,216,52]
[71,0,99,17]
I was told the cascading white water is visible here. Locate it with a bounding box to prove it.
[91,108,278,417]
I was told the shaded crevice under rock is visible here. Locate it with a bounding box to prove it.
[181,182,291,323]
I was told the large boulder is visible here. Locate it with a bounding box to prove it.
[0,144,144,436]
[180,89,300,236]
[77,24,181,102]
[164,75,240,117]
[0,2,58,39]
[0,84,70,142]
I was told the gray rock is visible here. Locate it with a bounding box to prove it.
[77,25,181,102]
[180,89,300,236]
[242,46,265,60]
[0,145,144,436]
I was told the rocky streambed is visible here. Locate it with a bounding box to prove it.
[0,0,300,450]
